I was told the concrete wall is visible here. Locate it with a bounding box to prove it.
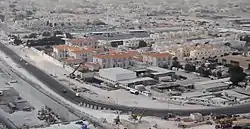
[30,47,63,67]
[30,47,82,76]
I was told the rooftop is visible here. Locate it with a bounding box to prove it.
[221,55,250,69]
[196,82,229,90]
[222,55,250,62]
[99,67,135,75]
[54,45,81,51]
[68,37,97,44]
[119,77,154,84]
[147,66,174,73]
[70,48,94,54]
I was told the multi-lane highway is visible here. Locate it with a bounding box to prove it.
[1,42,250,116]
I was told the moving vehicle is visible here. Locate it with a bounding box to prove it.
[9,80,17,83]
[0,91,3,96]
[76,93,80,97]
[129,89,139,95]
[62,89,67,93]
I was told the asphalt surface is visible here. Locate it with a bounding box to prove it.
[1,42,250,116]
[0,109,18,129]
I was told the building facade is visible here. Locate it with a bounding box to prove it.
[219,55,250,70]
[68,48,96,62]
[142,52,172,67]
[65,37,99,49]
[93,51,138,69]
[189,45,232,60]
[52,45,81,60]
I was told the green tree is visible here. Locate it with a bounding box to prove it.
[172,57,181,70]
[13,39,22,45]
[229,65,246,85]
[137,40,147,48]
[197,66,211,77]
[184,63,196,72]
[216,71,222,78]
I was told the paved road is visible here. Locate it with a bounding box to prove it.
[1,43,250,116]
[0,109,18,129]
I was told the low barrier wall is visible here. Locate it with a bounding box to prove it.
[30,47,63,67]
[30,47,82,75]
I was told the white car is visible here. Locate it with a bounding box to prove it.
[75,93,80,97]
[25,63,28,65]
[9,80,17,83]
[20,59,23,61]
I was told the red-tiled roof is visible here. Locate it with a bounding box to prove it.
[93,51,138,59]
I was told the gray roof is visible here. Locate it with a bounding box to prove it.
[119,77,154,84]
[99,67,135,75]
[147,67,174,73]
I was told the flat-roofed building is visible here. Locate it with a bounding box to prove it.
[219,55,250,70]
[99,67,136,82]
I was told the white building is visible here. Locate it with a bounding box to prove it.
[190,113,203,122]
[99,68,137,82]
[122,37,154,48]
[123,38,140,48]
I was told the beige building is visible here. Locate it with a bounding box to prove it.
[166,44,232,60]
[219,55,250,70]
[67,48,96,62]
[93,51,138,69]
[65,37,99,49]
[189,44,232,60]
[52,45,81,60]
[142,52,172,67]
[53,45,104,63]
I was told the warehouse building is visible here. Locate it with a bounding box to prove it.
[194,78,231,92]
[219,55,250,70]
[99,67,137,82]
[94,67,155,86]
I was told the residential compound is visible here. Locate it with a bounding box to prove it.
[165,44,233,60]
[51,29,242,71]
[53,45,97,62]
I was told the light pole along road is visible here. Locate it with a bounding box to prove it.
[1,42,250,117]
